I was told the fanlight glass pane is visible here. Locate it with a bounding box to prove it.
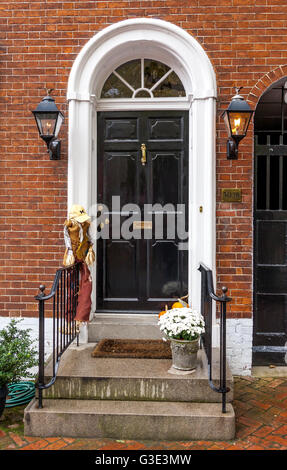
[153,71,185,97]
[228,112,252,137]
[100,59,186,99]
[101,73,133,98]
[115,59,141,90]
[144,59,170,89]
[135,90,151,98]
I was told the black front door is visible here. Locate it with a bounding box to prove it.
[97,111,188,313]
[253,80,287,366]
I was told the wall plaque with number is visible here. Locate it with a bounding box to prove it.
[221,188,242,203]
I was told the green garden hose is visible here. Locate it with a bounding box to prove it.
[5,381,35,408]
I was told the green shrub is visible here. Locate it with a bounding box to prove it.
[0,318,38,387]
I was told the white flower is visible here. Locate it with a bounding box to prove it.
[158,307,205,341]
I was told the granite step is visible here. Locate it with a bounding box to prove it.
[24,398,235,440]
[42,342,233,403]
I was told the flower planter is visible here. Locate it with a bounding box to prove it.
[158,306,205,371]
[170,337,200,371]
[0,385,8,418]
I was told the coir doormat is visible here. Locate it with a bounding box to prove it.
[91,338,172,359]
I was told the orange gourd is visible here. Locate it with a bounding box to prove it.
[172,301,184,309]
[158,310,166,318]
[158,304,168,318]
[172,299,190,308]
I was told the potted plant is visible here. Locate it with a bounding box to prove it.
[0,318,38,417]
[158,307,205,371]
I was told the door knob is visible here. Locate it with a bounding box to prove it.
[141,143,146,166]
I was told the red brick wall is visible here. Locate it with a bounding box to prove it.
[0,0,286,318]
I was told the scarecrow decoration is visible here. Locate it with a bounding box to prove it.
[63,205,95,328]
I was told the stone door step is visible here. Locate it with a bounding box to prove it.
[24,398,235,441]
[42,343,233,403]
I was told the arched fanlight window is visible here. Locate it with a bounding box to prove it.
[100,59,186,99]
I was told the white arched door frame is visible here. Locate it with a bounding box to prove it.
[67,18,217,325]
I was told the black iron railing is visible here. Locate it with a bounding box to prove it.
[35,263,80,408]
[198,263,232,413]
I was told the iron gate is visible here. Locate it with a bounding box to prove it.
[253,133,287,365]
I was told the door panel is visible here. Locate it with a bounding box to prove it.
[257,221,286,265]
[104,118,139,141]
[256,295,286,334]
[104,152,138,208]
[257,265,287,294]
[151,152,180,206]
[104,240,138,300]
[147,240,180,299]
[97,111,188,313]
[148,117,183,140]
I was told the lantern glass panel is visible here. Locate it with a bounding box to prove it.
[228,112,251,137]
[223,112,232,138]
[35,112,57,136]
[54,113,64,137]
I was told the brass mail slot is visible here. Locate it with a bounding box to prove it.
[133,221,153,230]
[221,188,242,203]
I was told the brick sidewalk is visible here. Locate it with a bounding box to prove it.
[0,376,287,450]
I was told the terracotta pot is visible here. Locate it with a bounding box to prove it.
[0,385,8,418]
[170,337,199,371]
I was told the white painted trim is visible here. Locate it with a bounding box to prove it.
[95,98,191,111]
[67,18,216,102]
[67,18,217,343]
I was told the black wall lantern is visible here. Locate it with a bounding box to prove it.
[32,89,64,160]
[222,87,254,160]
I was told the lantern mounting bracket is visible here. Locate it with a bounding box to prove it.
[227,138,238,160]
[47,139,61,160]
